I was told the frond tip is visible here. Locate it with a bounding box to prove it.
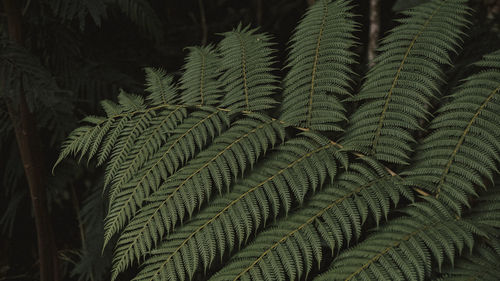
[280,0,357,131]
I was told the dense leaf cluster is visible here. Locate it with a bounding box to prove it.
[57,0,500,280]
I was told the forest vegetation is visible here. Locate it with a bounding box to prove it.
[1,0,500,280]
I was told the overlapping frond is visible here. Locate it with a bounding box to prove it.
[144,68,180,105]
[128,132,345,281]
[180,46,222,106]
[218,25,279,112]
[316,190,500,281]
[280,0,357,131]
[104,108,230,246]
[403,49,500,211]
[210,158,412,281]
[110,114,285,279]
[54,1,500,281]
[342,0,470,164]
[53,89,184,171]
[435,240,500,281]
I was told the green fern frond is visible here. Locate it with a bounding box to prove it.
[125,132,344,281]
[110,114,285,279]
[218,25,279,112]
[315,190,500,281]
[104,106,187,199]
[104,108,230,246]
[210,158,412,281]
[342,0,470,164]
[145,68,180,105]
[435,239,500,281]
[280,0,357,131]
[403,49,500,212]
[180,46,222,106]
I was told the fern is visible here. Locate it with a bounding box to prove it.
[434,239,500,281]
[55,0,500,280]
[218,25,279,112]
[179,46,222,106]
[403,49,500,212]
[280,0,357,131]
[316,188,500,281]
[130,132,345,281]
[210,158,412,281]
[342,0,470,164]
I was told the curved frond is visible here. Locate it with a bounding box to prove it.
[210,158,412,281]
[280,0,357,131]
[435,240,500,281]
[315,192,500,281]
[180,45,222,106]
[110,115,285,279]
[128,132,345,281]
[104,108,230,246]
[342,0,470,164]
[145,68,180,105]
[403,49,500,211]
[218,25,279,112]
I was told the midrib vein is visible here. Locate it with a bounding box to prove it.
[371,1,445,154]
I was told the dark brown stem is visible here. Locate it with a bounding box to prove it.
[367,0,380,67]
[2,0,59,280]
[307,0,315,6]
[198,0,207,46]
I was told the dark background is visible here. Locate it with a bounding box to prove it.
[1,0,499,280]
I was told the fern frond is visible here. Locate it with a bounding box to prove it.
[435,239,500,281]
[105,106,187,200]
[315,191,500,281]
[180,46,222,106]
[109,114,284,279]
[210,158,412,281]
[403,49,500,212]
[342,0,470,164]
[218,25,279,112]
[125,132,345,281]
[104,108,230,246]
[145,68,180,105]
[280,0,357,131]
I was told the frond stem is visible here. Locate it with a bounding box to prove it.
[306,1,328,128]
[371,1,445,154]
[233,175,393,280]
[435,84,500,197]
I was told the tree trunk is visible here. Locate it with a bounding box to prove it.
[367,0,380,67]
[2,1,59,280]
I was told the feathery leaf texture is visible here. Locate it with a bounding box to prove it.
[104,108,230,246]
[180,46,222,106]
[110,114,285,278]
[403,49,500,212]
[316,191,500,281]
[218,25,279,112]
[280,0,357,131]
[53,1,500,280]
[342,0,470,164]
[210,158,412,281]
[435,239,500,281]
[130,132,345,281]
